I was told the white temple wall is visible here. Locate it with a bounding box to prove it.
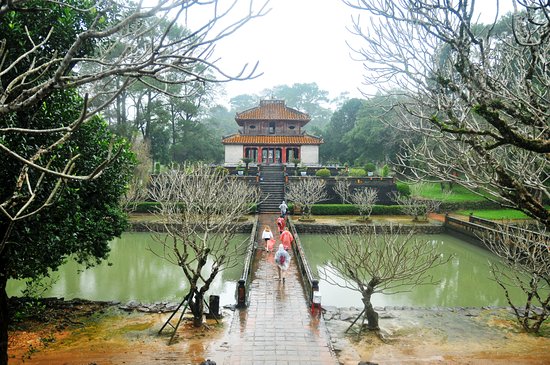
[224,145,243,165]
[301,145,320,166]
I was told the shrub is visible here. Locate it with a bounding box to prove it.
[134,201,161,213]
[311,204,359,215]
[315,168,331,177]
[349,168,366,177]
[372,205,406,215]
[309,204,406,215]
[365,162,376,172]
[132,201,258,214]
[215,166,229,175]
[396,182,411,197]
[380,164,390,177]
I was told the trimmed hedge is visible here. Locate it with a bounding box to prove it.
[132,202,160,213]
[131,202,258,213]
[308,204,405,215]
[396,182,411,196]
[439,200,501,212]
[315,168,331,177]
[349,168,367,177]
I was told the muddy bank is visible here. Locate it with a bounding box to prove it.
[7,298,550,364]
[323,306,550,365]
[8,297,230,365]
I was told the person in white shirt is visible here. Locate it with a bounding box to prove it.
[261,225,274,251]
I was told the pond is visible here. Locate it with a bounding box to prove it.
[7,232,248,305]
[300,233,531,308]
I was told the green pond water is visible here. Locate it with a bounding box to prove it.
[300,233,532,308]
[8,232,536,308]
[7,232,248,305]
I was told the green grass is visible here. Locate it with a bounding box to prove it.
[412,183,486,202]
[455,209,530,220]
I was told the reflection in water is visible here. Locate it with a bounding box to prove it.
[7,232,248,305]
[300,233,531,308]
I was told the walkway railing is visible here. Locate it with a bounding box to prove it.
[445,214,498,245]
[468,214,544,236]
[445,214,549,251]
[236,214,259,308]
[288,217,320,306]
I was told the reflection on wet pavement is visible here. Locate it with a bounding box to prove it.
[208,214,337,364]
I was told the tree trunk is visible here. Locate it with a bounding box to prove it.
[190,291,204,327]
[363,288,379,331]
[0,274,9,365]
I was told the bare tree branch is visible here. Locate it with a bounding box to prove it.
[148,163,260,326]
[285,178,328,219]
[334,178,352,204]
[345,0,550,227]
[0,0,269,238]
[350,186,378,220]
[484,222,550,333]
[320,225,450,331]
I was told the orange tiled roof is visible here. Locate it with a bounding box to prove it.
[222,134,323,145]
[235,100,310,124]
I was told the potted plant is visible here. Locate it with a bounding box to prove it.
[365,162,376,177]
[236,164,244,176]
[241,157,253,176]
[299,165,308,176]
[291,158,301,176]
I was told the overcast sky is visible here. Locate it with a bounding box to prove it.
[202,0,515,104]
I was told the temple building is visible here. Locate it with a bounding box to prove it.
[222,99,323,165]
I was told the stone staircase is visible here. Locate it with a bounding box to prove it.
[258,165,285,213]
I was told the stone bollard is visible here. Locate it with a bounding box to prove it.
[206,295,220,319]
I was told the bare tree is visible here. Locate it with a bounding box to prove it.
[334,178,352,204]
[485,223,550,333]
[285,178,328,219]
[350,187,378,221]
[121,139,153,212]
[1,0,269,235]
[320,225,450,332]
[344,0,550,228]
[148,163,260,328]
[391,185,442,222]
[1,1,268,361]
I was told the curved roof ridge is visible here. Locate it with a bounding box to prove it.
[222,134,323,145]
[235,99,310,122]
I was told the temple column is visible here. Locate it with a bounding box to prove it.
[258,147,263,164]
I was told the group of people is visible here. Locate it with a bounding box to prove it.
[260,201,293,282]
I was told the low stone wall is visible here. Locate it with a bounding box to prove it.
[293,222,445,234]
[129,222,254,233]
[129,220,443,234]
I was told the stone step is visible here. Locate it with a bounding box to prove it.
[261,189,284,194]
[258,166,284,214]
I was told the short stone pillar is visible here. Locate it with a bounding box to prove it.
[237,279,246,308]
[311,280,321,314]
[206,295,220,319]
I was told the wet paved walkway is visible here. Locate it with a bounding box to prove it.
[213,214,337,365]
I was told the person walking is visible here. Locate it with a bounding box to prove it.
[275,244,291,282]
[261,225,274,251]
[280,227,294,251]
[278,200,288,217]
[276,215,285,234]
